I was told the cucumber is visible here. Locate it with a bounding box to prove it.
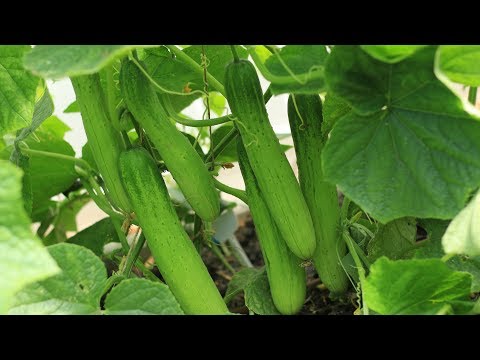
[71,74,132,212]
[224,59,316,259]
[288,94,349,295]
[120,60,220,222]
[237,140,306,314]
[119,147,228,314]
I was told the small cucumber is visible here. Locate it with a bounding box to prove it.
[238,140,306,314]
[119,147,228,314]
[120,60,220,222]
[288,94,349,295]
[224,59,316,259]
[71,74,132,212]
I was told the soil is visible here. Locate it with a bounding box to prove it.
[202,213,358,315]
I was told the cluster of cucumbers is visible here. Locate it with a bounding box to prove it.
[72,55,348,315]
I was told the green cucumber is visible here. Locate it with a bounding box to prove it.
[120,60,220,222]
[237,140,306,314]
[224,59,316,260]
[71,74,132,213]
[288,94,349,295]
[119,147,228,314]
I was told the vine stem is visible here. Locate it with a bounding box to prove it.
[20,147,92,172]
[468,87,477,105]
[247,45,324,85]
[230,45,240,62]
[212,178,248,203]
[165,45,226,96]
[122,230,146,277]
[111,217,130,254]
[343,230,369,315]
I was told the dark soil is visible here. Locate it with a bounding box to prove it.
[202,212,358,315]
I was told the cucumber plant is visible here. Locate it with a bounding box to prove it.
[2,44,480,315]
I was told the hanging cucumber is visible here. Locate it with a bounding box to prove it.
[237,140,306,314]
[288,94,349,295]
[224,59,316,259]
[120,60,220,222]
[119,147,228,314]
[71,74,132,213]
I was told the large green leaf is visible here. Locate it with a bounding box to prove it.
[415,219,480,292]
[24,45,157,79]
[323,46,480,223]
[9,243,106,314]
[225,267,279,315]
[367,218,417,261]
[104,279,184,315]
[26,117,78,208]
[10,88,55,215]
[364,257,473,315]
[67,217,119,256]
[435,45,480,86]
[0,46,39,137]
[143,45,246,112]
[442,190,480,256]
[0,161,59,313]
[361,45,427,63]
[321,93,351,140]
[255,45,328,95]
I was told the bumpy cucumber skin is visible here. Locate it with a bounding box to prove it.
[237,140,306,314]
[71,75,132,212]
[288,94,349,295]
[225,60,316,260]
[120,61,219,222]
[119,148,228,314]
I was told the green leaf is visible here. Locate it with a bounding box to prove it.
[361,45,427,63]
[261,45,328,94]
[81,142,98,173]
[0,46,40,137]
[367,217,417,261]
[26,116,78,208]
[0,160,59,314]
[442,190,480,256]
[323,46,480,223]
[44,193,91,245]
[435,45,480,86]
[415,219,480,293]
[24,45,157,79]
[364,257,473,315]
[64,100,79,113]
[321,93,351,140]
[10,88,55,216]
[209,92,226,117]
[67,217,119,256]
[104,278,184,315]
[9,243,106,314]
[143,46,246,112]
[225,267,280,315]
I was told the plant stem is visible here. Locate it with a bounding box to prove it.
[160,93,233,127]
[123,231,146,277]
[230,45,240,62]
[213,178,248,203]
[112,217,130,253]
[211,242,236,274]
[468,87,477,105]
[101,273,125,296]
[165,45,226,96]
[247,45,324,85]
[20,147,92,172]
[343,230,369,315]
